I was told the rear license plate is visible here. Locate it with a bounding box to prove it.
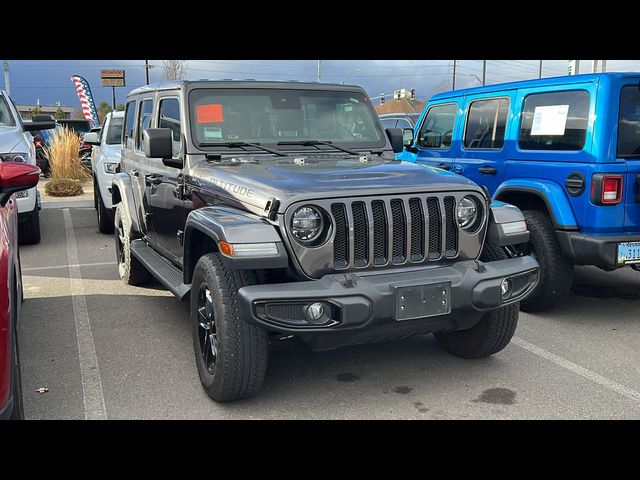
[617,242,640,264]
[393,282,451,321]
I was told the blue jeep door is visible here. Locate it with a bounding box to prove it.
[453,94,511,193]
[413,101,459,172]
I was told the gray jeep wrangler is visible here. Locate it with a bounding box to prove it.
[112,80,539,402]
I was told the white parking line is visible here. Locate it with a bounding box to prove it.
[512,336,640,405]
[23,261,115,272]
[63,209,108,420]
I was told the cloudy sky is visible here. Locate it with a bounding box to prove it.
[3,59,640,109]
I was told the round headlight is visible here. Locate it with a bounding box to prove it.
[292,206,323,242]
[457,196,478,229]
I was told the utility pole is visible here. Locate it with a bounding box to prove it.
[317,60,322,83]
[144,60,150,84]
[2,60,10,96]
[569,60,580,75]
[112,86,116,110]
[482,60,487,85]
[539,60,543,78]
[452,59,457,90]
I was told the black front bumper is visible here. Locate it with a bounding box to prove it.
[238,256,539,351]
[557,231,640,267]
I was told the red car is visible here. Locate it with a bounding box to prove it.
[0,162,40,420]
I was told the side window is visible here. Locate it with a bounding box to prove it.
[158,98,181,156]
[396,118,413,129]
[518,90,590,151]
[381,118,397,129]
[464,98,510,149]
[417,103,457,149]
[123,101,136,149]
[136,99,154,152]
[617,85,640,157]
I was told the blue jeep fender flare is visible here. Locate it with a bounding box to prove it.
[494,179,578,230]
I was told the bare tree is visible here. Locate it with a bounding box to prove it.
[432,78,452,94]
[162,60,187,80]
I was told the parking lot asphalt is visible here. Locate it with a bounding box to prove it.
[17,206,640,419]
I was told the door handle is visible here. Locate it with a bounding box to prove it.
[145,174,163,186]
[131,169,139,177]
[436,163,451,171]
[478,167,497,175]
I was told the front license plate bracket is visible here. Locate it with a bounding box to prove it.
[393,282,451,321]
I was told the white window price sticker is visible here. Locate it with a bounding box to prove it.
[531,104,569,136]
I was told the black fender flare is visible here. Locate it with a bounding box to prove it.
[183,206,289,283]
[486,200,530,247]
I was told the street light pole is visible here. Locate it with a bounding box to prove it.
[482,60,487,85]
[145,60,150,84]
[2,60,10,96]
[452,60,457,90]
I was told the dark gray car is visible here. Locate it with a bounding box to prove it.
[111,80,539,402]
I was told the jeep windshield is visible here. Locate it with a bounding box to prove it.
[189,88,386,153]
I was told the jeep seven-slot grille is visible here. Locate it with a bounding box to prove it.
[329,196,459,270]
[331,204,348,268]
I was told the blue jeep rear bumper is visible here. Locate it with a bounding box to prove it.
[557,231,640,267]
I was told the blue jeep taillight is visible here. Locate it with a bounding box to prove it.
[590,174,623,206]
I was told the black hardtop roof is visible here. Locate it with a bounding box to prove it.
[126,79,367,98]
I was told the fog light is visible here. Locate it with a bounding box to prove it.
[501,278,511,296]
[306,302,326,324]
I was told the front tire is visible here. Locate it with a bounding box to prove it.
[434,303,519,359]
[191,253,269,402]
[519,209,573,312]
[114,203,151,285]
[18,209,41,245]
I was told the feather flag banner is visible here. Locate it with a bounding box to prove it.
[71,74,99,127]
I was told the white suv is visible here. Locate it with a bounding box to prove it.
[0,90,55,244]
[85,111,123,233]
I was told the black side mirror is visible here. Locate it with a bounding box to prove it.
[143,128,183,168]
[385,127,404,153]
[24,114,56,132]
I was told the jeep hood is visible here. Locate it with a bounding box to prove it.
[188,154,481,217]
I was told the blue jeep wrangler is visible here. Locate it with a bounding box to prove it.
[399,72,640,312]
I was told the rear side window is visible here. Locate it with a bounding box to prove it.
[158,98,181,156]
[464,98,509,149]
[617,85,640,157]
[518,90,590,151]
[123,101,136,148]
[380,118,397,129]
[396,118,413,129]
[417,103,457,149]
[136,100,154,151]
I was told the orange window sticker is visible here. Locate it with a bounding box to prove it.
[197,104,224,123]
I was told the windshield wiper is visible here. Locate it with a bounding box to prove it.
[199,141,287,157]
[277,139,360,156]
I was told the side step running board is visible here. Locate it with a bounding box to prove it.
[130,239,191,300]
